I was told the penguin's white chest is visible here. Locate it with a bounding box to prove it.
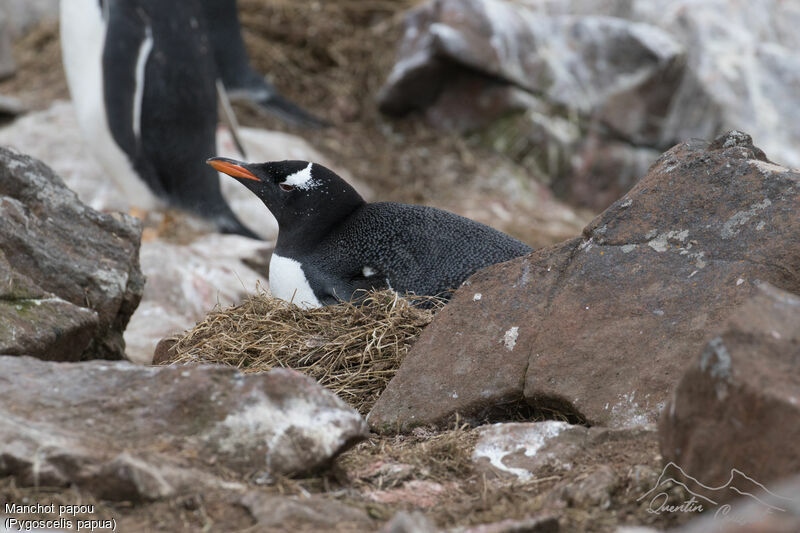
[269,254,322,309]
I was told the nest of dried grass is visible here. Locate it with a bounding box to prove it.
[160,289,443,414]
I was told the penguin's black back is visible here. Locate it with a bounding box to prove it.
[306,202,533,301]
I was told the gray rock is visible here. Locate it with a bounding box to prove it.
[499,0,800,169]
[453,516,559,533]
[0,95,25,117]
[0,146,144,361]
[0,11,14,81]
[0,356,369,501]
[379,0,684,147]
[630,0,800,169]
[0,0,59,39]
[241,491,373,530]
[659,284,800,504]
[368,131,800,433]
[381,511,438,533]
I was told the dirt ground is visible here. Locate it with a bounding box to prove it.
[0,1,688,532]
[2,425,688,533]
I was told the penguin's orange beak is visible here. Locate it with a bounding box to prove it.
[207,157,261,181]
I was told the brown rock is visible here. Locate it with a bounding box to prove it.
[368,131,800,432]
[0,356,368,501]
[659,284,800,503]
[0,147,144,361]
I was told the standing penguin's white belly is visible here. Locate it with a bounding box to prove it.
[59,0,161,209]
[268,254,322,309]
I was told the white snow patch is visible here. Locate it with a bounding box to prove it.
[473,293,482,301]
[473,421,570,482]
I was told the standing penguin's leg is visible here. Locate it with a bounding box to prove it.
[200,0,328,128]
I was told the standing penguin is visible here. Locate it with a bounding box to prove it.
[200,0,326,127]
[208,157,533,308]
[60,0,257,238]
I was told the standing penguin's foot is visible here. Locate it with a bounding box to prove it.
[228,85,329,129]
[213,213,262,240]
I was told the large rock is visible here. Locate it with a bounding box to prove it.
[0,146,144,361]
[0,356,368,501]
[475,0,800,169]
[368,131,800,432]
[631,0,800,169]
[380,0,684,145]
[659,284,800,502]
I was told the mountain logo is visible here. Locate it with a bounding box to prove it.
[637,462,797,519]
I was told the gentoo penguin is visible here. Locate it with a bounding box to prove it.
[200,0,327,128]
[60,0,257,238]
[208,157,533,308]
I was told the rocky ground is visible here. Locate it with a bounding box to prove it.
[1,1,799,532]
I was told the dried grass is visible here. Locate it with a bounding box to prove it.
[161,289,443,415]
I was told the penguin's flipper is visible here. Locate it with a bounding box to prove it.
[101,4,164,195]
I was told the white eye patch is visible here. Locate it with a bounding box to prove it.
[281,163,318,190]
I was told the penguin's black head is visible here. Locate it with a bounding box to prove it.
[207,157,365,243]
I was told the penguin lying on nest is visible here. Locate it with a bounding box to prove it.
[208,157,533,308]
[59,0,323,238]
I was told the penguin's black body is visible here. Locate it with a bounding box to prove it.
[208,158,533,307]
[60,0,257,238]
[200,0,327,127]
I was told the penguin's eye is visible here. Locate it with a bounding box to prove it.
[279,183,295,192]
